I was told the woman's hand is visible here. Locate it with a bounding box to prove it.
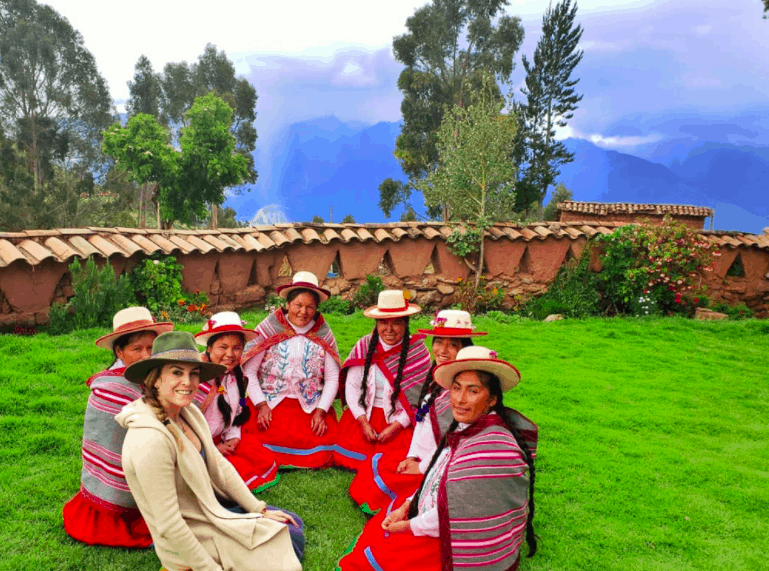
[378,421,403,444]
[263,509,298,527]
[217,438,239,455]
[381,519,412,534]
[256,402,272,430]
[381,500,412,534]
[357,416,378,443]
[396,457,421,474]
[310,408,327,437]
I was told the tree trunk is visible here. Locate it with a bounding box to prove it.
[138,183,146,228]
[211,203,218,229]
[475,232,485,292]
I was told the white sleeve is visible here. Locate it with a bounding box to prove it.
[410,507,440,537]
[242,352,266,406]
[345,365,367,419]
[317,353,340,412]
[406,421,425,459]
[392,405,411,429]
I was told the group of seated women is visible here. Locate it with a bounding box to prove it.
[61,270,538,571]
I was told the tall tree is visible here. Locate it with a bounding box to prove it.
[514,0,583,212]
[542,182,573,221]
[0,0,113,192]
[764,0,768,18]
[419,74,518,289]
[379,0,524,219]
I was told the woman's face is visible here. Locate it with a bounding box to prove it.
[114,331,156,368]
[432,337,463,366]
[450,370,497,425]
[376,317,407,346]
[208,334,244,370]
[287,291,318,328]
[155,362,201,414]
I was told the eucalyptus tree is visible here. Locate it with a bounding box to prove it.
[379,0,524,220]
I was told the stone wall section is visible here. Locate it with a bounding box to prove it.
[0,222,767,327]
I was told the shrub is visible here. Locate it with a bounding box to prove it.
[454,276,507,314]
[264,294,285,312]
[596,216,718,316]
[352,274,385,309]
[49,257,136,334]
[711,301,754,320]
[130,254,210,323]
[319,296,354,315]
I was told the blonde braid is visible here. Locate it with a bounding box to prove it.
[141,366,185,452]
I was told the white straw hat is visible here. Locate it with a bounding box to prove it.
[194,311,258,346]
[433,346,520,391]
[276,271,331,303]
[418,309,487,338]
[94,307,174,350]
[363,289,421,319]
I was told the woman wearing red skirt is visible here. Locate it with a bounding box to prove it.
[333,290,431,473]
[338,346,538,571]
[194,311,279,491]
[62,306,172,547]
[349,310,485,513]
[241,271,342,469]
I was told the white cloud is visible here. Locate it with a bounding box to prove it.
[588,132,666,147]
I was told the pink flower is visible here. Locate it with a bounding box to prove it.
[489,350,498,359]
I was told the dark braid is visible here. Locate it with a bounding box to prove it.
[358,327,380,409]
[408,419,459,519]
[389,318,411,416]
[229,365,251,426]
[207,333,250,429]
[416,338,475,417]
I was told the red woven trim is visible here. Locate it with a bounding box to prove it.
[378,303,409,313]
[196,324,252,338]
[79,486,140,515]
[242,310,339,366]
[438,449,454,571]
[86,368,126,388]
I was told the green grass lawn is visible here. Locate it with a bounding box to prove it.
[0,313,767,571]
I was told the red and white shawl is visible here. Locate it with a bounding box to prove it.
[437,414,537,571]
[340,332,431,424]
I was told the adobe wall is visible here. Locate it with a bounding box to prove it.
[559,211,706,230]
[1,230,767,328]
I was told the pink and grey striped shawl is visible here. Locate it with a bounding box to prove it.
[340,332,431,423]
[437,414,536,571]
[431,392,538,459]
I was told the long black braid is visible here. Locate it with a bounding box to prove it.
[407,371,537,558]
[206,333,252,428]
[358,317,412,415]
[358,327,380,409]
[389,320,411,415]
[415,338,475,419]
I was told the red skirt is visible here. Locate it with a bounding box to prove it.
[242,398,339,469]
[214,432,279,492]
[337,508,442,571]
[333,408,414,472]
[349,451,424,514]
[62,489,152,548]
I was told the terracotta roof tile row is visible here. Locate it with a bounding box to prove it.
[0,221,766,268]
[557,201,715,218]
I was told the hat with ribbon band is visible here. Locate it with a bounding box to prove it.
[418,309,487,338]
[194,311,258,346]
[276,271,331,303]
[433,346,520,392]
[363,289,421,319]
[95,307,174,350]
[124,331,226,384]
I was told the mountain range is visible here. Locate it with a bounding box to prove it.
[225,117,769,233]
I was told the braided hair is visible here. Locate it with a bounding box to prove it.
[141,366,185,452]
[206,333,251,429]
[415,337,475,421]
[358,317,411,418]
[407,370,537,558]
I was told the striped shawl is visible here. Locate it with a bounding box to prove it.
[340,332,431,423]
[81,368,142,510]
[242,309,340,366]
[437,414,536,571]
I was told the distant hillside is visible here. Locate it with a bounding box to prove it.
[227,117,769,233]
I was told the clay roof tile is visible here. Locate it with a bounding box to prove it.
[256,233,277,249]
[422,227,442,239]
[356,228,375,241]
[16,239,54,264]
[0,239,27,267]
[146,234,179,255]
[201,234,229,252]
[183,235,216,254]
[88,235,125,257]
[68,235,102,258]
[269,231,290,247]
[44,237,80,261]
[340,228,358,242]
[166,235,197,254]
[374,228,392,242]
[518,227,538,241]
[283,228,303,243]
[216,234,244,251]
[322,228,341,243]
[300,228,322,243]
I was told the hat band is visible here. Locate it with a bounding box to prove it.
[429,327,474,335]
[378,303,409,313]
[113,319,156,334]
[151,348,202,362]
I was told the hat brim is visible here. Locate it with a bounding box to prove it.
[418,329,488,338]
[363,303,422,319]
[124,356,226,384]
[277,282,330,303]
[194,326,259,347]
[95,322,174,350]
[433,358,521,391]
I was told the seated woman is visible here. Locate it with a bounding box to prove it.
[117,331,304,571]
[194,311,279,491]
[62,306,172,548]
[349,310,485,513]
[332,290,431,471]
[337,346,538,571]
[241,271,341,469]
